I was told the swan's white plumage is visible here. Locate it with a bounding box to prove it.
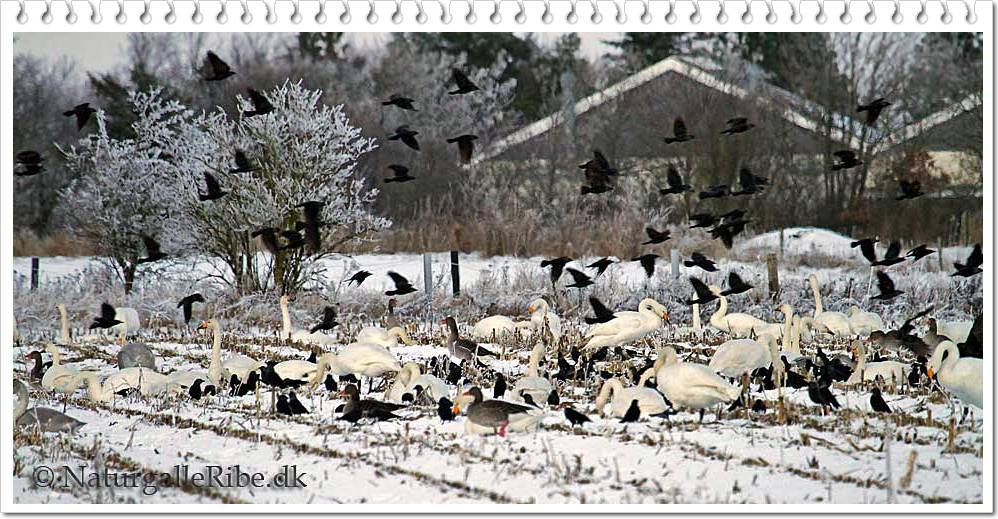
[708,335,778,378]
[654,347,740,411]
[584,298,668,350]
[928,340,982,409]
[511,343,553,404]
[594,377,668,418]
[847,306,884,336]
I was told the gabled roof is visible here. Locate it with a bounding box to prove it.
[873,93,982,153]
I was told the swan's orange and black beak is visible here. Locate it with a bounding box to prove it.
[452,404,461,415]
[927,368,935,379]
[197,321,209,330]
[527,305,536,313]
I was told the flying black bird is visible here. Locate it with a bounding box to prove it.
[541,257,573,284]
[564,407,591,427]
[382,93,416,110]
[642,227,671,245]
[872,241,904,267]
[565,268,594,289]
[449,68,480,95]
[732,168,768,196]
[585,296,616,324]
[720,272,753,296]
[493,373,507,399]
[63,103,96,130]
[198,172,227,201]
[853,237,879,265]
[201,51,235,81]
[721,117,754,135]
[90,302,123,329]
[310,306,339,333]
[296,201,324,252]
[896,180,924,200]
[243,88,274,117]
[587,257,615,277]
[698,185,730,199]
[251,227,280,254]
[869,387,892,413]
[689,213,718,229]
[579,149,619,176]
[620,399,641,423]
[177,293,206,324]
[685,252,718,272]
[872,271,904,301]
[385,271,417,296]
[347,270,373,286]
[446,134,478,164]
[857,97,890,125]
[388,126,420,151]
[685,277,718,306]
[14,151,44,176]
[663,117,695,144]
[579,150,618,195]
[906,244,935,263]
[137,235,167,264]
[953,244,983,277]
[230,150,258,173]
[831,150,863,171]
[276,394,295,416]
[287,391,309,415]
[280,230,306,251]
[632,254,658,279]
[710,219,750,249]
[437,397,455,421]
[659,166,692,195]
[384,165,415,183]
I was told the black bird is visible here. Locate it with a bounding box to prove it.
[382,93,416,110]
[853,237,880,265]
[698,185,730,199]
[564,407,591,427]
[857,97,890,125]
[565,268,594,288]
[296,201,324,252]
[287,392,309,414]
[338,384,405,422]
[280,230,306,251]
[579,149,619,177]
[831,150,863,170]
[63,103,96,130]
[642,227,671,245]
[547,390,560,406]
[137,235,167,264]
[953,244,983,277]
[689,213,718,229]
[782,358,808,389]
[347,270,373,286]
[685,277,718,306]
[907,361,925,387]
[631,254,658,279]
[869,307,934,357]
[388,126,420,151]
[710,219,750,249]
[541,257,573,284]
[906,244,936,262]
[732,168,768,196]
[869,387,892,413]
[586,257,615,277]
[659,165,692,194]
[663,117,694,144]
[437,397,455,421]
[230,150,258,173]
[234,371,259,397]
[201,51,235,81]
[751,399,767,413]
[449,68,480,95]
[585,296,616,324]
[620,399,641,423]
[720,209,747,221]
[385,271,417,296]
[957,314,983,358]
[720,272,753,296]
[90,303,121,330]
[446,362,463,385]
[189,379,208,400]
[554,354,575,381]
[198,172,227,201]
[807,378,840,411]
[873,241,904,267]
[684,252,718,272]
[276,394,295,416]
[721,117,754,135]
[14,151,44,176]
[896,179,924,200]
[384,165,415,183]
[260,361,286,388]
[177,293,206,324]
[323,374,338,393]
[522,392,541,408]
[251,227,280,254]
[310,306,338,333]
[871,271,904,301]
[446,134,478,164]
[493,373,507,399]
[243,88,274,117]
[579,150,618,195]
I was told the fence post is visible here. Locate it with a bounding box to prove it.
[450,251,460,297]
[422,253,433,300]
[766,253,779,300]
[671,249,680,278]
[30,257,40,291]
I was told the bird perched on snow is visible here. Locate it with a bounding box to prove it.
[906,244,935,263]
[15,151,44,176]
[384,165,415,183]
[446,134,478,164]
[177,293,206,324]
[287,391,309,414]
[347,270,372,287]
[493,373,507,399]
[857,97,890,125]
[310,307,339,333]
[437,397,455,421]
[587,257,615,277]
[585,296,616,324]
[540,257,572,284]
[619,399,641,423]
[896,179,924,200]
[721,117,754,135]
[871,271,904,301]
[198,172,227,201]
[90,302,123,329]
[382,94,416,110]
[63,102,97,130]
[449,68,480,95]
[953,244,983,278]
[243,88,274,117]
[388,126,420,151]
[385,271,417,296]
[564,407,591,427]
[201,50,235,81]
[137,235,167,264]
[642,227,670,245]
[663,117,694,144]
[230,150,258,173]
[564,268,594,289]
[659,166,692,195]
[831,150,863,170]
[684,252,718,272]
[631,254,658,279]
[869,387,892,413]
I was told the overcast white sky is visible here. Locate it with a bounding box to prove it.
[15,32,621,75]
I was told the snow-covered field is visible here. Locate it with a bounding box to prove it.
[11,229,985,506]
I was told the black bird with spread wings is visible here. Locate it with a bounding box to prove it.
[449,69,480,95]
[631,254,658,279]
[199,172,227,201]
[565,268,594,288]
[243,88,274,117]
[385,271,417,296]
[385,165,415,183]
[388,126,420,151]
[446,134,478,164]
[541,257,572,284]
[230,150,258,173]
[953,244,983,277]
[202,51,236,81]
[63,103,97,130]
[721,117,754,135]
[347,270,373,286]
[684,252,718,272]
[176,293,206,324]
[15,151,45,176]
[720,272,753,296]
[906,244,936,263]
[310,306,339,333]
[659,166,692,195]
[251,227,280,254]
[382,94,416,110]
[663,117,694,144]
[685,277,718,306]
[871,271,904,301]
[587,257,615,277]
[698,185,730,199]
[90,302,123,329]
[732,168,768,196]
[831,150,863,171]
[585,296,616,325]
[857,98,890,125]
[642,227,670,245]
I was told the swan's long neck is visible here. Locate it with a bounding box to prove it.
[809,278,824,316]
[595,378,622,413]
[941,342,959,371]
[692,303,701,333]
[527,344,545,378]
[208,324,222,385]
[58,305,70,346]
[118,326,127,346]
[280,298,292,338]
[711,296,728,328]
[637,368,655,387]
[401,363,420,386]
[780,307,794,352]
[48,346,62,367]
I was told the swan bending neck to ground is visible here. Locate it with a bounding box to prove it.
[527,299,562,342]
[708,333,780,379]
[77,368,168,401]
[847,306,884,336]
[279,295,337,345]
[807,274,852,336]
[512,342,553,404]
[845,341,908,387]
[928,340,982,409]
[386,362,449,402]
[355,326,415,347]
[594,377,667,418]
[308,342,401,391]
[583,298,668,351]
[199,319,264,386]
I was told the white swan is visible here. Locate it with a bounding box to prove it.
[279,295,337,346]
[199,319,264,386]
[847,306,884,336]
[471,315,532,341]
[527,298,562,342]
[594,376,668,418]
[584,298,669,351]
[355,326,414,348]
[41,344,83,396]
[111,306,141,335]
[273,359,319,386]
[807,274,852,336]
[707,288,770,338]
[511,343,553,404]
[844,341,909,387]
[708,334,779,378]
[928,340,982,409]
[654,346,740,415]
[309,342,401,388]
[160,369,212,395]
[385,363,449,402]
